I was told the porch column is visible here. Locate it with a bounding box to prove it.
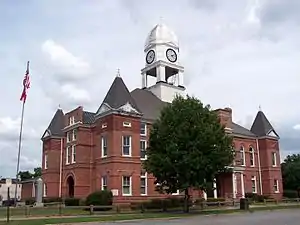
[241,173,245,198]
[203,191,207,200]
[213,178,217,198]
[232,172,236,199]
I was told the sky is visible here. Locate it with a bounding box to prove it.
[0,0,300,177]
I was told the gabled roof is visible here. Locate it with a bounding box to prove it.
[96,77,140,114]
[231,122,256,137]
[250,110,279,137]
[42,109,64,139]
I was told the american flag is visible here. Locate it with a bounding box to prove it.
[20,61,30,103]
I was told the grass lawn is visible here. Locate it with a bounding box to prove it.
[0,204,299,225]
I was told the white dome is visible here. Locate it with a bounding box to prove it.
[144,23,179,51]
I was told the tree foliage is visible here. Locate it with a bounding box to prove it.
[144,95,234,209]
[281,154,300,191]
[18,167,42,181]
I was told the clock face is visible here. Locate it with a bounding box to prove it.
[166,48,177,63]
[146,50,155,64]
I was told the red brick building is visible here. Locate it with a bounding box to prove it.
[41,22,282,203]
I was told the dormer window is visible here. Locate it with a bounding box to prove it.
[69,116,75,125]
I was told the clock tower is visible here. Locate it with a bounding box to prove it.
[141,22,185,103]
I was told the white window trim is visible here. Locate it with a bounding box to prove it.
[101,123,107,129]
[66,146,70,165]
[249,147,255,167]
[101,136,108,158]
[123,122,131,127]
[44,154,48,169]
[101,176,107,191]
[140,172,147,196]
[274,179,279,193]
[69,116,75,125]
[71,145,76,164]
[72,129,77,141]
[122,176,132,196]
[140,140,147,160]
[272,152,277,167]
[122,136,132,157]
[251,176,257,193]
[240,146,246,166]
[67,131,70,143]
[140,123,147,136]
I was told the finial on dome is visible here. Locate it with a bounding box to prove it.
[58,104,61,110]
[258,105,262,111]
[116,68,120,77]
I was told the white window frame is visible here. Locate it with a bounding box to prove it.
[251,176,257,193]
[72,129,77,141]
[44,154,48,169]
[101,176,108,191]
[101,136,108,157]
[122,136,132,157]
[274,179,279,193]
[43,183,47,197]
[67,131,70,143]
[140,171,147,196]
[140,140,147,160]
[272,152,277,167]
[240,146,246,166]
[66,146,70,165]
[140,122,147,136]
[71,145,76,163]
[249,146,255,167]
[122,176,132,196]
[123,122,131,127]
[69,116,75,125]
[101,123,107,129]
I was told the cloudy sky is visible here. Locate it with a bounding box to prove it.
[0,0,300,177]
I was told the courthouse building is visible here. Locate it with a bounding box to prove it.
[40,22,283,203]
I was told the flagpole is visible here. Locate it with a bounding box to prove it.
[14,100,25,203]
[14,61,29,205]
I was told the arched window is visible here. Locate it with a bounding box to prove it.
[240,146,245,166]
[249,146,255,166]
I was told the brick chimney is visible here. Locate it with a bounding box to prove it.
[214,107,232,130]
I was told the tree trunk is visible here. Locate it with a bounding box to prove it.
[184,188,190,213]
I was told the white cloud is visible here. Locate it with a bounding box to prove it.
[293,124,300,131]
[61,83,91,105]
[42,39,91,81]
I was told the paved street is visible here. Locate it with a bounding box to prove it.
[80,209,300,225]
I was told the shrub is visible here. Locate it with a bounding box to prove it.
[85,190,113,208]
[283,190,299,198]
[245,193,269,202]
[206,197,225,202]
[64,198,80,206]
[43,197,62,203]
[24,198,35,205]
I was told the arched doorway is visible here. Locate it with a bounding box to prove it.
[66,176,75,198]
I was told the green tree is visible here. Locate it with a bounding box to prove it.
[281,154,300,192]
[33,167,42,178]
[18,171,32,181]
[144,96,234,212]
[18,167,42,181]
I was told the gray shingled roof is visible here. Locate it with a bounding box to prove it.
[44,109,64,137]
[83,111,95,124]
[96,77,140,114]
[130,88,168,120]
[231,122,256,137]
[250,110,278,137]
